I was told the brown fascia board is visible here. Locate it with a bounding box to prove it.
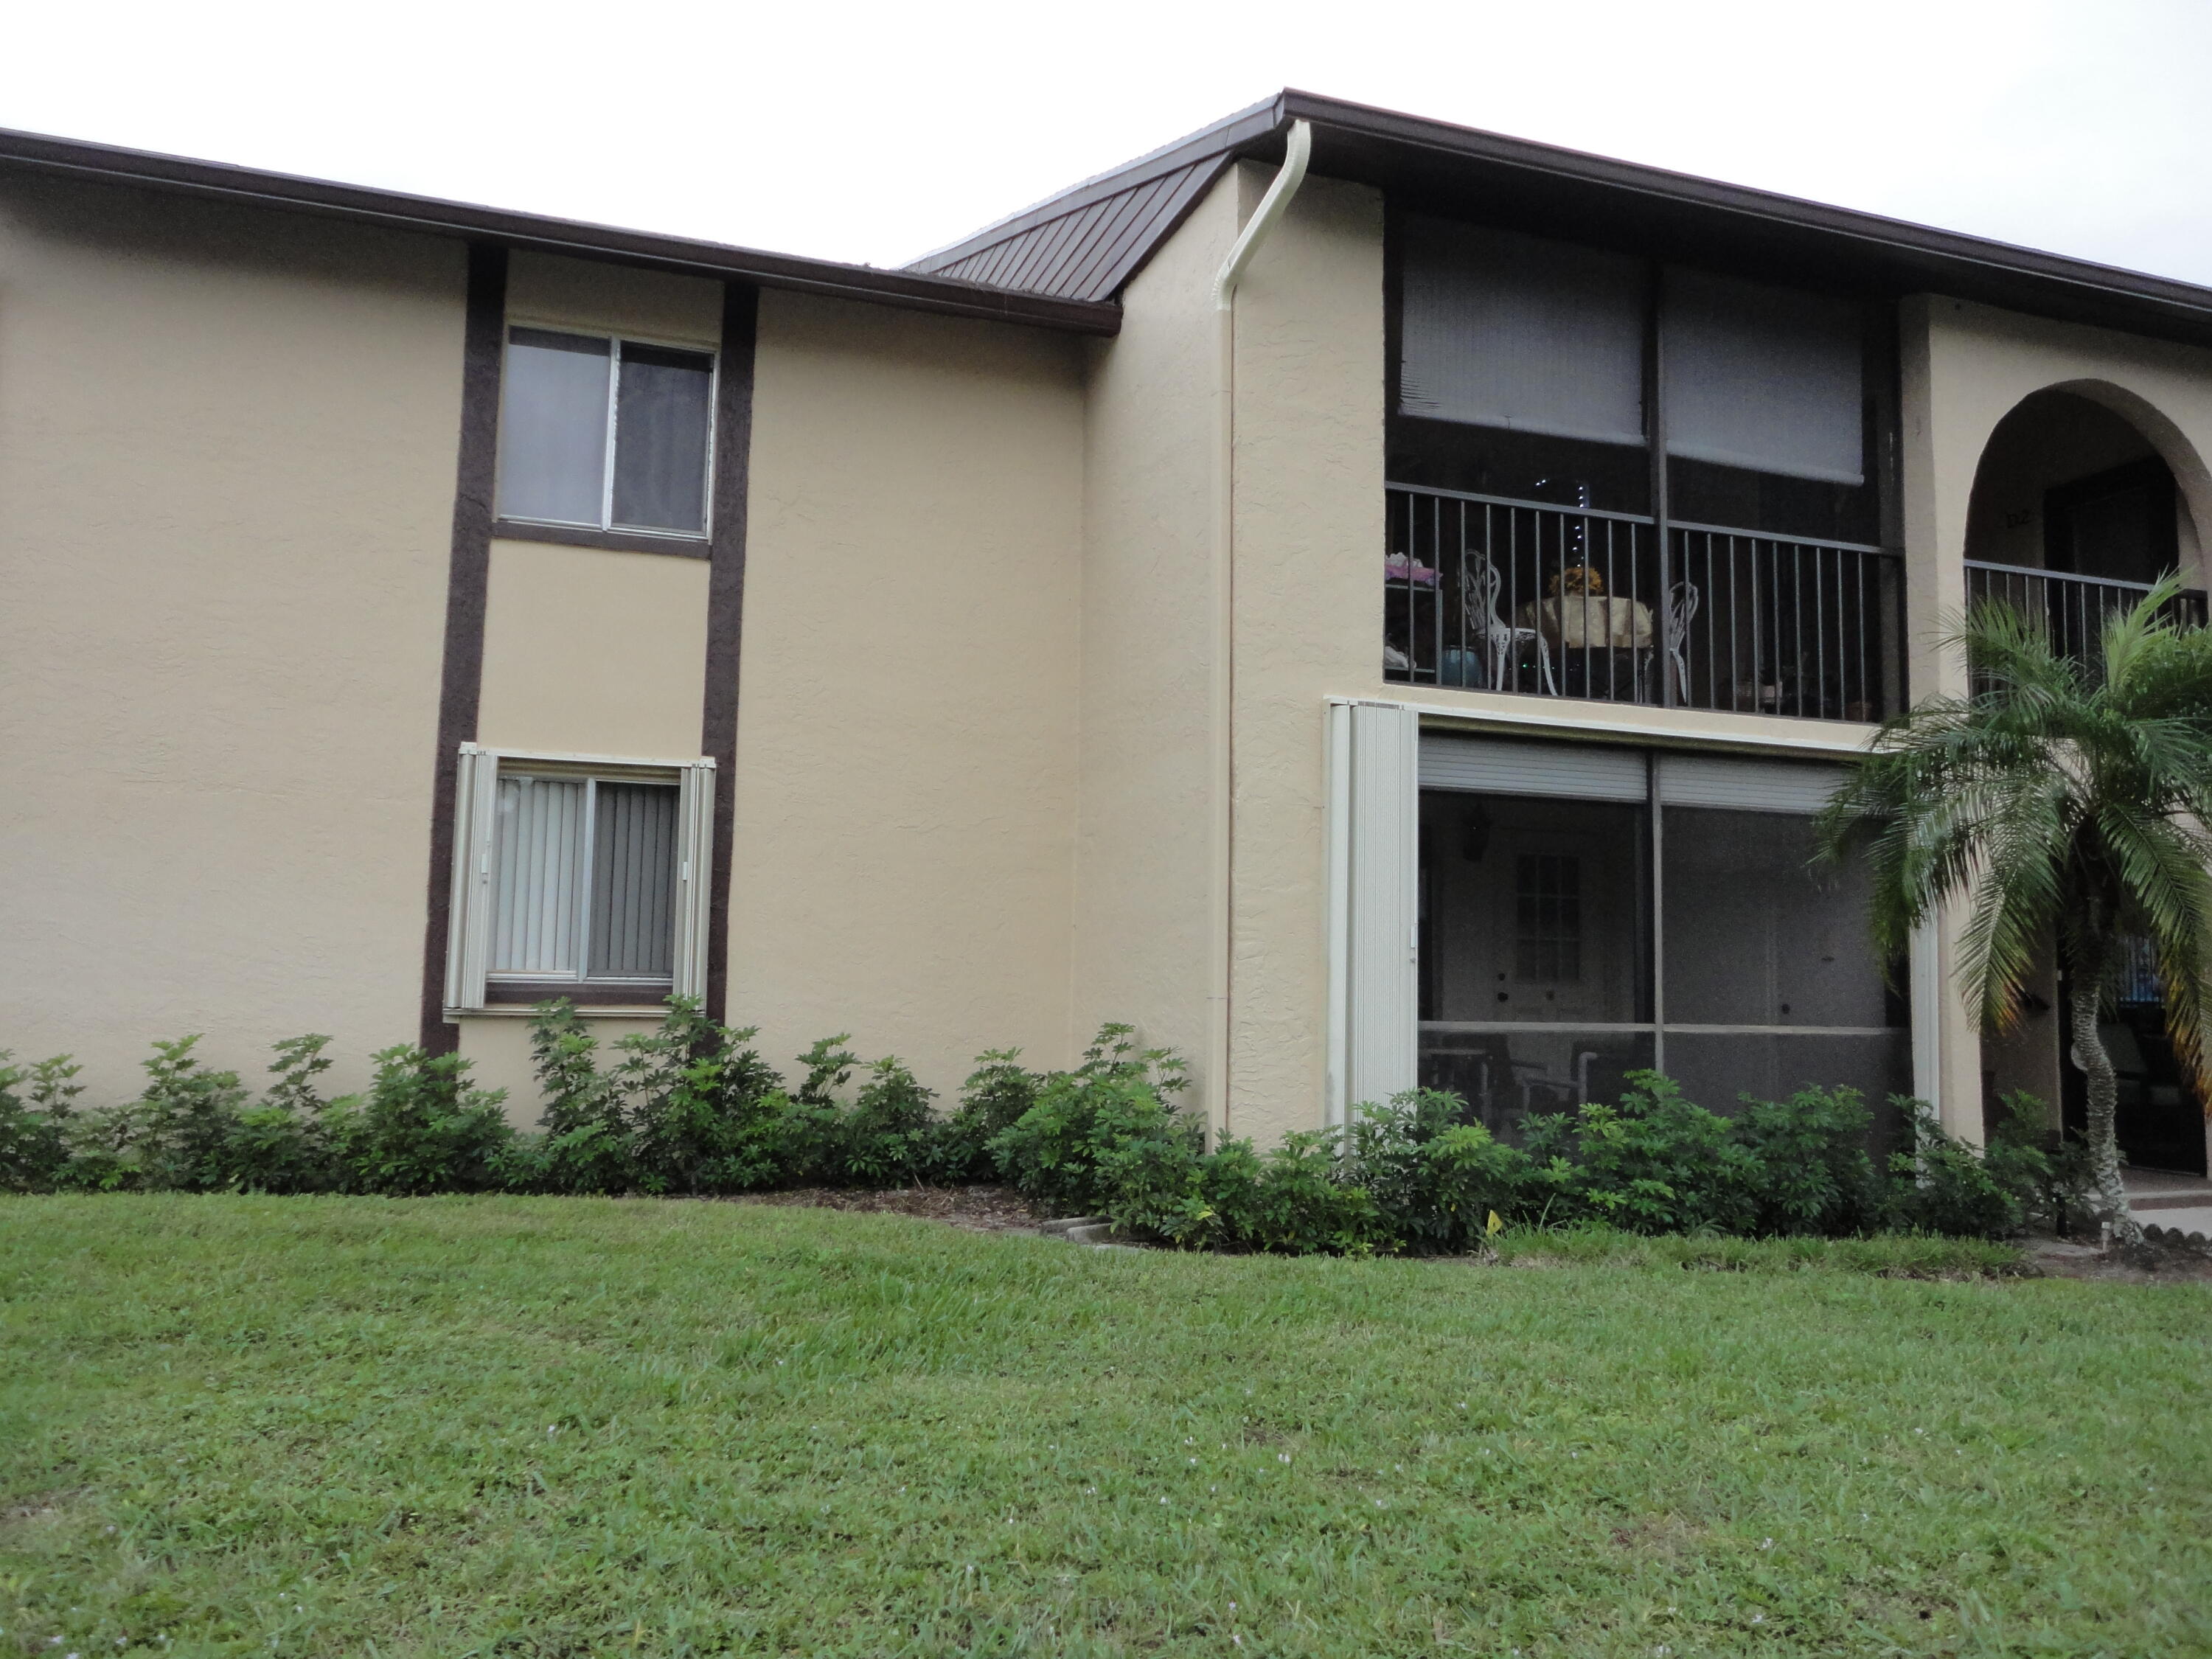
[0,126,1122,336]
[1270,91,2212,348]
[917,88,2212,349]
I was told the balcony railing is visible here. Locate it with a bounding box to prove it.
[1385,485,1907,722]
[1964,561,2208,683]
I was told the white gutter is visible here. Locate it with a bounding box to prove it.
[1204,119,1312,1141]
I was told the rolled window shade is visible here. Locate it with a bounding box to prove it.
[1420,734,1646,801]
[1658,754,1845,815]
[1398,217,1645,447]
[588,782,679,979]
[1663,268,1864,485]
[490,775,587,975]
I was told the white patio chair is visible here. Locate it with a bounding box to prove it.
[1464,557,1557,694]
[1664,578,1700,703]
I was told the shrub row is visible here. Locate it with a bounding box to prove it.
[0,1002,2064,1245]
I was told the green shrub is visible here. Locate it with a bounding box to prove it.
[1733,1084,1885,1236]
[936,1050,1040,1183]
[527,1004,636,1194]
[837,1057,939,1186]
[1524,1071,1761,1234]
[622,1004,785,1194]
[325,1046,512,1196]
[1421,1121,1536,1249]
[1890,1098,2046,1239]
[1234,1131,1385,1255]
[0,1051,75,1192]
[990,1025,1191,1217]
[1340,1090,1532,1253]
[123,1037,253,1192]
[224,1034,338,1193]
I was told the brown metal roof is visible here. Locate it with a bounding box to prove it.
[909,98,1281,300]
[911,89,2212,351]
[0,126,1122,336]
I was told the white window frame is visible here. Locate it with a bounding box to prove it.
[444,745,716,1015]
[495,324,720,542]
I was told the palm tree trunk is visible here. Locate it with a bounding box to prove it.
[2070,975,2140,1243]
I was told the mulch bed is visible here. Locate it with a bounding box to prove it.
[2024,1235,2212,1284]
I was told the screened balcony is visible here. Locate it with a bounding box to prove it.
[1384,213,1905,724]
[1385,485,1907,722]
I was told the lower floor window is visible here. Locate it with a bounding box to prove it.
[445,747,714,1012]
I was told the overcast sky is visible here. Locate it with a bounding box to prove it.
[7,0,2211,285]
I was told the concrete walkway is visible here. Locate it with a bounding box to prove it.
[2126,1167,2212,1245]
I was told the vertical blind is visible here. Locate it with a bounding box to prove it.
[491,775,587,975]
[1662,268,1864,486]
[1397,217,1645,447]
[588,782,679,978]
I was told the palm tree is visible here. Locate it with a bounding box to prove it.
[1815,575,2212,1241]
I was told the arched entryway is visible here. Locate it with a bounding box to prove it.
[1968,385,2211,1178]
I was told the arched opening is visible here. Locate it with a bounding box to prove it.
[1969,387,2211,1180]
[1965,389,2206,669]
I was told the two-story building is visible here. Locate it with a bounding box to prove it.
[7,91,2211,1173]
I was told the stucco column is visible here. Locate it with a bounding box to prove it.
[1899,296,1986,1141]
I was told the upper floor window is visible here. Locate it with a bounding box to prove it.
[1391,216,1885,543]
[495,327,715,538]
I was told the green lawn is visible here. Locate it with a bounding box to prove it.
[1,1200,2206,1658]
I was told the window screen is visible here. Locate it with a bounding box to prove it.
[611,344,714,534]
[495,329,714,535]
[1663,268,1864,486]
[1398,218,1645,447]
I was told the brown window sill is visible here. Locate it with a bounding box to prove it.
[484,980,675,1008]
[493,519,710,559]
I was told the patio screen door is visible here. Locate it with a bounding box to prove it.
[1414,732,1907,1126]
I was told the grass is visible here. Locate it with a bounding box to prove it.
[1,1198,2205,1658]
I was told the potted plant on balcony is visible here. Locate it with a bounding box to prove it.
[1815,574,2212,1242]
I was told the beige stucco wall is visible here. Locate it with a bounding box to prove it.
[1900,295,2212,1137]
[474,539,712,759]
[1070,167,1238,1100]
[1222,166,1388,1146]
[729,290,1085,1096]
[0,173,466,1103]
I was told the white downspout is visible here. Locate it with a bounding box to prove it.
[1205,119,1312,1141]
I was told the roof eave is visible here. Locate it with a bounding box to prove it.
[0,127,1123,336]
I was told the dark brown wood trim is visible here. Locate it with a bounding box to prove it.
[484,980,673,1008]
[702,282,758,1025]
[492,519,712,559]
[419,243,507,1053]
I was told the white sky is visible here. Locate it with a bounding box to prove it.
[7,0,2211,285]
